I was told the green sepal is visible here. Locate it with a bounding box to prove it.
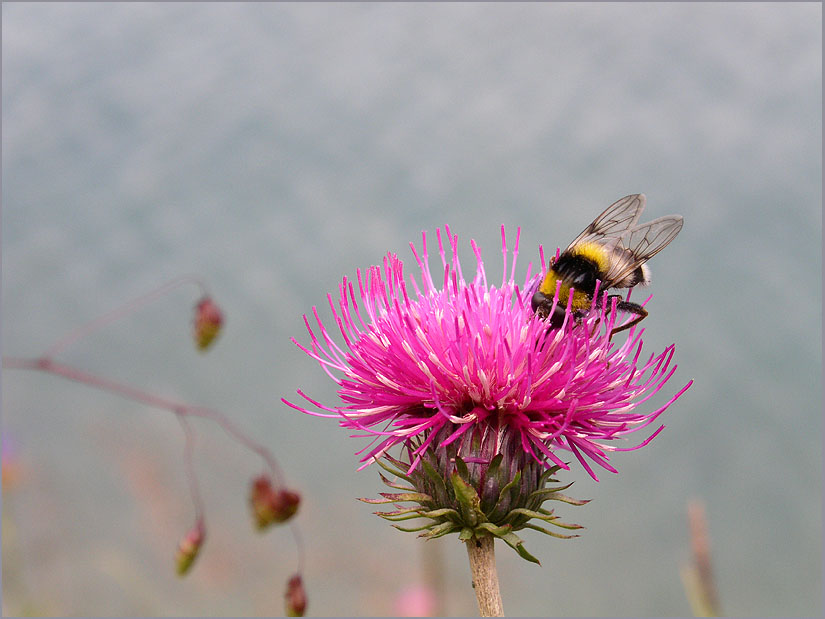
[378,511,429,522]
[528,486,589,506]
[378,471,415,491]
[469,428,483,456]
[475,521,513,537]
[393,522,436,533]
[485,453,504,481]
[476,523,541,565]
[358,491,432,504]
[497,469,522,500]
[420,457,448,497]
[550,479,575,492]
[527,487,562,504]
[503,534,541,565]
[420,507,462,521]
[542,518,584,531]
[374,506,424,517]
[450,471,479,507]
[537,463,565,484]
[523,522,581,539]
[487,469,522,520]
[379,455,415,483]
[378,491,432,503]
[528,480,575,500]
[451,471,482,526]
[378,506,462,524]
[458,527,475,541]
[454,456,470,481]
[358,496,399,505]
[419,520,460,539]
[548,493,591,506]
[503,507,559,525]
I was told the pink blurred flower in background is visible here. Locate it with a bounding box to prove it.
[394,583,437,617]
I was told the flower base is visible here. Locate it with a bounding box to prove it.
[360,421,588,565]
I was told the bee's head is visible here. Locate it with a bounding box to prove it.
[531,288,570,329]
[531,289,550,317]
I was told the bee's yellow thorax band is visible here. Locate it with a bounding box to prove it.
[571,242,611,271]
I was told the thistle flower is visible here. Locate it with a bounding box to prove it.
[284,226,691,560]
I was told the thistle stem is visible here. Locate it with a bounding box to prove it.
[465,535,504,617]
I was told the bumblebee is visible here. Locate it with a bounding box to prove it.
[531,194,683,336]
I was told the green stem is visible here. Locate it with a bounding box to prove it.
[465,535,504,617]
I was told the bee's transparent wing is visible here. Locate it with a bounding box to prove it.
[567,194,647,249]
[602,215,684,285]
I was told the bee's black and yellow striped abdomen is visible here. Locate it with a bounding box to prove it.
[537,242,610,312]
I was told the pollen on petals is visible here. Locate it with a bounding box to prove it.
[284,226,690,480]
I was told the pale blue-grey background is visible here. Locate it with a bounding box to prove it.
[2,3,821,616]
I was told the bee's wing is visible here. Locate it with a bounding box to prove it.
[567,194,647,249]
[602,215,684,285]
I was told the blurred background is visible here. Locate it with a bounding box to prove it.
[2,3,821,616]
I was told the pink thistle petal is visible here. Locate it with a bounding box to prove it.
[284,227,691,480]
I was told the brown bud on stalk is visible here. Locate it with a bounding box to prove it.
[285,573,307,617]
[249,475,300,529]
[175,519,206,576]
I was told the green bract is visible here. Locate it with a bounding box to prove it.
[359,423,588,565]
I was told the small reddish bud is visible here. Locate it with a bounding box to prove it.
[285,573,307,617]
[175,519,206,576]
[250,475,300,529]
[193,296,224,351]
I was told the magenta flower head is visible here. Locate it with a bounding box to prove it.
[284,226,691,562]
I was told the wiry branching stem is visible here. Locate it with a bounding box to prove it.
[43,274,208,358]
[176,413,204,522]
[3,356,284,484]
[2,277,301,581]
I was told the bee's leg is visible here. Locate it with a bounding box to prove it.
[608,297,648,337]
